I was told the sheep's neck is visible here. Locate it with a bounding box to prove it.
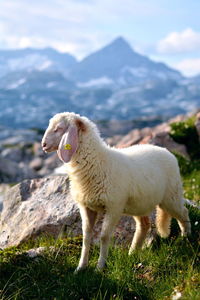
[67,133,108,195]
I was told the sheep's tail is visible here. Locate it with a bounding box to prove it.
[155,206,172,238]
[184,198,200,210]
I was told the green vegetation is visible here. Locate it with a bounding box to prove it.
[170,116,200,160]
[0,116,200,300]
[0,210,200,300]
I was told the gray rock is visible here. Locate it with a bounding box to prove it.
[0,175,81,249]
[1,147,24,163]
[0,184,10,212]
[29,157,43,171]
[0,157,37,183]
[150,131,190,159]
[0,129,40,145]
[0,175,142,249]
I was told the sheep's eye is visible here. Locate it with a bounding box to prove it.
[54,126,63,133]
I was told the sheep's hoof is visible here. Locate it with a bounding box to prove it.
[95,262,107,273]
[74,266,86,274]
[128,248,134,256]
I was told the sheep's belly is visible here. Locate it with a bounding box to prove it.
[123,197,160,216]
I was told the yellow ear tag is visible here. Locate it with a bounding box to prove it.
[64,144,72,150]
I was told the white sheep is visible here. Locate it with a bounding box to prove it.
[42,112,191,271]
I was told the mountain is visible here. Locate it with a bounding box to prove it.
[0,47,77,78]
[0,37,199,129]
[70,37,182,86]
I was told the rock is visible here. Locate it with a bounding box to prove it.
[150,132,190,159]
[116,129,143,148]
[0,157,37,183]
[37,153,62,176]
[0,175,81,249]
[29,157,43,171]
[114,116,189,158]
[0,175,143,249]
[32,142,45,157]
[1,147,24,163]
[0,184,10,212]
[106,135,123,146]
[0,129,40,146]
[44,153,62,170]
[116,128,154,148]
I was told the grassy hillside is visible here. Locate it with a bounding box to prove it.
[0,116,200,300]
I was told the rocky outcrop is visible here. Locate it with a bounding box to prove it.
[0,157,37,183]
[0,175,138,249]
[114,115,189,158]
[0,175,80,248]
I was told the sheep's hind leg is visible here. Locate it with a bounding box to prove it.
[129,216,151,255]
[166,205,191,237]
[97,210,122,271]
[75,206,97,272]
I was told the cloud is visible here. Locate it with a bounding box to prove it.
[174,58,200,77]
[0,0,103,57]
[157,28,200,54]
[0,0,166,58]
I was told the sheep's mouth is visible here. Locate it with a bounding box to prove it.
[43,146,53,152]
[43,145,58,152]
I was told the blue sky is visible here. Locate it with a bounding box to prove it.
[0,0,200,76]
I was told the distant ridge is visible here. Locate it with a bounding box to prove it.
[69,36,182,83]
[0,36,199,129]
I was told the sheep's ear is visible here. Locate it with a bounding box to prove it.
[57,124,78,163]
[75,118,87,133]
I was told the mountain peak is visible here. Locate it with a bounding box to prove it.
[105,36,133,52]
[110,36,131,47]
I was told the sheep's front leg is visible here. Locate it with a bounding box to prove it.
[76,206,97,272]
[97,210,121,270]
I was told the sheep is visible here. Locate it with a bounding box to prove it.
[42,112,191,271]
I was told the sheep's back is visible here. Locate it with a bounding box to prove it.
[108,144,182,215]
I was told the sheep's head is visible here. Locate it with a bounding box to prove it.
[42,112,87,163]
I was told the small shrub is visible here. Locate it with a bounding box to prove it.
[174,152,200,176]
[170,116,200,160]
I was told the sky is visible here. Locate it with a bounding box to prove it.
[0,0,200,76]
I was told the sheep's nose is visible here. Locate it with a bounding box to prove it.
[42,142,47,148]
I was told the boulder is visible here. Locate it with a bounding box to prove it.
[150,132,190,159]
[117,128,155,148]
[0,157,37,183]
[32,142,44,156]
[0,184,10,212]
[115,117,189,158]
[0,175,80,249]
[1,147,24,163]
[29,157,43,171]
[0,175,139,249]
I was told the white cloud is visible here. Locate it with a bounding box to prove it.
[174,58,200,77]
[157,28,200,54]
[0,0,103,57]
[0,0,166,58]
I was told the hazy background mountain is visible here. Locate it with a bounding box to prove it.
[0,37,199,130]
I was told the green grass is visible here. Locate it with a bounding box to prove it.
[0,227,199,300]
[170,116,200,160]
[0,171,200,300]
